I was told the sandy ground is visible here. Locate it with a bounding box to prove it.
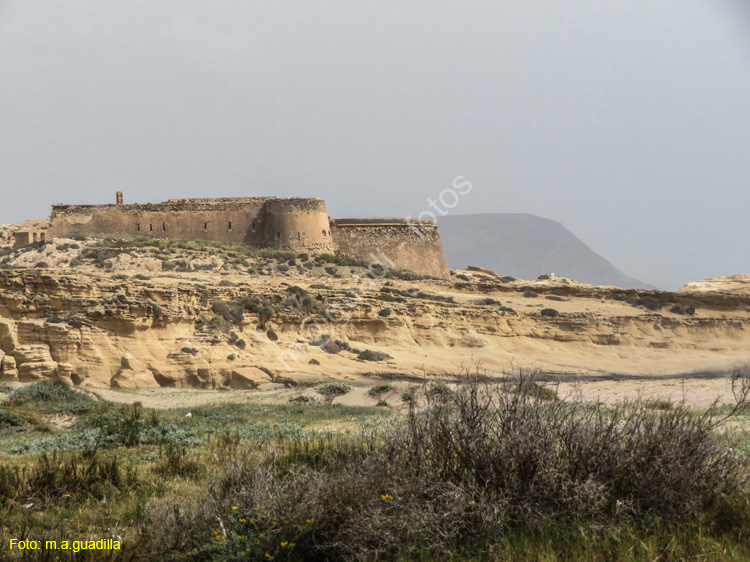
[67,375,743,411]
[555,377,742,408]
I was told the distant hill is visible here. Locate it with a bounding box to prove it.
[438,213,657,290]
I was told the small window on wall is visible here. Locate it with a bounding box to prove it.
[251,221,256,232]
[322,229,326,237]
[228,221,232,231]
[137,224,140,232]
[150,224,153,232]
[297,232,301,241]
[276,232,281,239]
[162,222,166,232]
[204,222,208,231]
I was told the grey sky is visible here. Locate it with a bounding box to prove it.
[1,1,749,290]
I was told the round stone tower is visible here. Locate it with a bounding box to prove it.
[259,198,333,253]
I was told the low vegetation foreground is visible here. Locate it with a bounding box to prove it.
[2,375,750,561]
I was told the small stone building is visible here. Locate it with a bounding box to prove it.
[13,230,46,246]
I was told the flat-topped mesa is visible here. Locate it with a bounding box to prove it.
[47,193,450,277]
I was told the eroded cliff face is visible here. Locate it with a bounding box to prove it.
[1,265,749,388]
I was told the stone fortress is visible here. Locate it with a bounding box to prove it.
[47,192,450,277]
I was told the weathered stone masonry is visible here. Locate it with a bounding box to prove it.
[48,195,450,277]
[331,219,449,277]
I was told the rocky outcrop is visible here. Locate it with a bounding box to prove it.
[110,353,159,388]
[104,253,163,272]
[2,268,750,388]
[0,319,17,354]
[14,344,54,364]
[228,367,272,389]
[679,275,750,297]
[18,360,58,381]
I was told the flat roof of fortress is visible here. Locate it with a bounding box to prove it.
[50,196,325,214]
[332,218,438,226]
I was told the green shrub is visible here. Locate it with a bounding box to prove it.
[155,443,202,479]
[387,268,424,281]
[376,293,405,303]
[378,308,393,317]
[316,382,351,397]
[671,304,696,315]
[8,380,98,414]
[316,253,369,267]
[0,409,27,429]
[638,296,663,310]
[65,315,84,329]
[541,308,560,317]
[546,295,566,302]
[368,384,392,397]
[212,299,244,324]
[614,292,640,306]
[357,350,393,362]
[428,382,454,398]
[523,290,538,298]
[267,329,279,341]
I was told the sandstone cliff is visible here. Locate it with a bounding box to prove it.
[1,239,749,388]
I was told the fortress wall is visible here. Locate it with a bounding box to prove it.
[258,199,334,253]
[46,198,450,270]
[49,203,267,245]
[48,198,334,253]
[330,219,450,278]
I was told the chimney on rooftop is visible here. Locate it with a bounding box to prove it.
[116,191,123,205]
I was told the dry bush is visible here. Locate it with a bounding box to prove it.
[145,374,750,561]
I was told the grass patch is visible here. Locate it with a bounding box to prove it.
[7,380,102,414]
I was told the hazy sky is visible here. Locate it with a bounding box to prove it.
[1,1,749,290]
